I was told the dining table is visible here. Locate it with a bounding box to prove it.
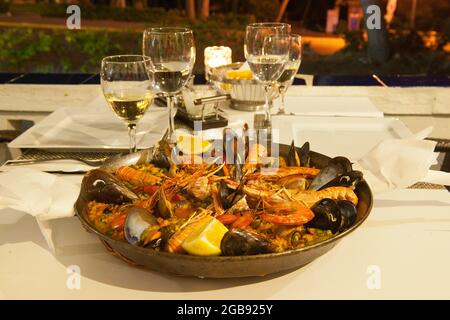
[0,81,449,299]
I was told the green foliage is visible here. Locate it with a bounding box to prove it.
[0,27,245,74]
[0,28,137,73]
[0,17,448,75]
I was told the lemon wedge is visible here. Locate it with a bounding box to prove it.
[176,134,211,155]
[182,217,229,256]
[225,69,253,80]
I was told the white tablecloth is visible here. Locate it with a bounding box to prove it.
[1,189,449,299]
[1,84,449,299]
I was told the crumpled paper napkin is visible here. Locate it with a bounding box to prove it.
[0,168,80,252]
[354,127,449,193]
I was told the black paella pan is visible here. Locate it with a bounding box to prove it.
[74,143,373,278]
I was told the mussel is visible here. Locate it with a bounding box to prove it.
[223,128,238,165]
[232,153,244,182]
[308,156,353,191]
[329,156,353,173]
[319,170,363,190]
[299,142,310,167]
[124,206,160,246]
[79,169,138,204]
[306,198,342,234]
[157,187,174,219]
[287,141,310,167]
[306,198,358,233]
[243,123,250,161]
[337,200,357,230]
[287,140,301,167]
[221,229,274,256]
[218,180,233,210]
[151,139,173,169]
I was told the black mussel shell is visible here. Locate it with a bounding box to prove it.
[337,200,357,230]
[308,163,342,191]
[307,198,342,234]
[243,123,250,161]
[218,180,233,209]
[151,140,173,169]
[231,153,244,182]
[319,170,363,190]
[223,128,237,165]
[329,156,353,173]
[308,156,353,191]
[299,142,310,167]
[151,151,171,170]
[287,140,301,167]
[80,169,138,204]
[221,229,274,256]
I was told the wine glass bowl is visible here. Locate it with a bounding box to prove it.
[100,55,154,153]
[143,27,196,143]
[275,34,302,115]
[244,23,291,126]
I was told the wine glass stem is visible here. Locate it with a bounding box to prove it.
[166,95,176,143]
[128,123,137,153]
[279,85,286,114]
[264,84,272,128]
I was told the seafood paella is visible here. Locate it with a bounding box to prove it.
[82,132,364,257]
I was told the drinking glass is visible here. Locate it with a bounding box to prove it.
[101,55,154,153]
[275,34,302,115]
[244,22,291,127]
[143,27,196,143]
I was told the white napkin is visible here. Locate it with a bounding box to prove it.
[0,168,80,252]
[354,127,447,193]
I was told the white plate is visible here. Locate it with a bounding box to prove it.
[273,116,413,162]
[9,105,169,150]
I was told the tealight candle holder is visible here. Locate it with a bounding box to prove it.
[204,46,232,80]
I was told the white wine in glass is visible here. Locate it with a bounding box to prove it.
[104,92,154,123]
[101,55,154,153]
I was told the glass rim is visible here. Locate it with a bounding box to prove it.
[246,22,291,29]
[101,55,151,64]
[143,27,193,35]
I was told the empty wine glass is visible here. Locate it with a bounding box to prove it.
[143,27,196,143]
[275,34,302,115]
[244,22,291,127]
[100,55,154,153]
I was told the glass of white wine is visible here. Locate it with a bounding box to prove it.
[245,22,291,127]
[101,55,154,153]
[143,27,196,143]
[275,34,302,115]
